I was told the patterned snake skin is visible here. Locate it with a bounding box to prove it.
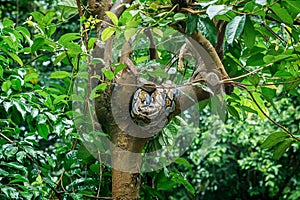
[130,82,178,136]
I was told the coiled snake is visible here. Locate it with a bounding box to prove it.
[130,80,178,136]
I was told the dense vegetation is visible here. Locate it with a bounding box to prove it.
[0,0,299,199]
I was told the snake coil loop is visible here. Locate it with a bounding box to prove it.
[130,83,178,136]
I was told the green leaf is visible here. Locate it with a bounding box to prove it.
[185,14,198,35]
[53,94,68,105]
[171,173,195,195]
[157,178,176,190]
[101,68,114,80]
[3,101,13,112]
[16,26,32,45]
[243,16,255,48]
[9,174,29,184]
[64,42,82,56]
[53,52,67,65]
[261,132,289,149]
[105,11,119,26]
[0,66,3,78]
[147,67,168,79]
[23,145,37,159]
[124,28,137,41]
[16,151,26,163]
[58,33,81,45]
[174,158,191,169]
[284,0,300,18]
[198,16,218,46]
[270,3,293,25]
[206,5,232,19]
[75,72,88,79]
[225,15,246,44]
[248,74,260,86]
[31,38,45,52]
[90,83,107,99]
[24,72,39,83]
[58,0,78,15]
[2,162,28,174]
[50,71,69,79]
[173,13,186,21]
[273,138,294,160]
[13,102,26,118]
[251,92,268,119]
[101,27,116,41]
[7,52,23,66]
[37,124,49,140]
[4,144,18,157]
[0,168,9,176]
[263,54,291,64]
[2,81,11,93]
[114,64,127,75]
[11,78,22,91]
[246,53,265,66]
[1,187,19,199]
[227,105,240,119]
[46,156,56,168]
[88,37,97,50]
[31,12,44,24]
[44,11,55,25]
[261,87,276,99]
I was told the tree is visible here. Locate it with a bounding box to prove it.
[0,0,299,199]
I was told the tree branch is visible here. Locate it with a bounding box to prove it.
[235,82,300,142]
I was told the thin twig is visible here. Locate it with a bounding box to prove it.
[234,82,300,142]
[221,66,266,83]
[0,133,14,144]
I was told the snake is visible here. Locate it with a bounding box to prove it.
[130,80,178,136]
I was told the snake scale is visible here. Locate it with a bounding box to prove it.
[130,80,178,136]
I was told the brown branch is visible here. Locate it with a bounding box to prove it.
[144,28,157,60]
[235,82,300,142]
[215,20,228,60]
[171,84,210,117]
[221,66,265,83]
[170,24,233,94]
[76,0,89,51]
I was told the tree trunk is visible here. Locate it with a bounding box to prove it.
[89,0,233,199]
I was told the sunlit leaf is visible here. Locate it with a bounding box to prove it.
[101,27,116,41]
[50,71,69,79]
[206,5,232,19]
[105,11,119,26]
[225,15,246,44]
[2,81,11,93]
[58,33,81,45]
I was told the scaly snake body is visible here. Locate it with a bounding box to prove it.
[130,82,178,136]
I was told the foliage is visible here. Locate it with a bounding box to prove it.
[0,0,299,199]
